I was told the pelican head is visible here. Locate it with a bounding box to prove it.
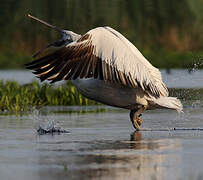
[61,30,81,43]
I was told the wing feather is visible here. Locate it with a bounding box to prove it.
[26,27,168,97]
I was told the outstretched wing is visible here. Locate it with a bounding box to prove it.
[26,26,168,98]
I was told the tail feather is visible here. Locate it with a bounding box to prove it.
[154,96,183,112]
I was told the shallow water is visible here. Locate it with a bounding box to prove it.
[1,69,203,88]
[1,106,203,180]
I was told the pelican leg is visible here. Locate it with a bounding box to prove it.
[130,105,147,131]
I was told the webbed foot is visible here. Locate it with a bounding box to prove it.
[130,106,147,131]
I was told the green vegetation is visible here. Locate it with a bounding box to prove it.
[170,88,203,101]
[143,50,202,69]
[169,88,203,107]
[0,80,203,112]
[1,0,203,69]
[0,81,99,112]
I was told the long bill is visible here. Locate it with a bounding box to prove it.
[28,14,66,58]
[28,14,63,33]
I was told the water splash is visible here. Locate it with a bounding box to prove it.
[188,55,203,73]
[30,108,69,135]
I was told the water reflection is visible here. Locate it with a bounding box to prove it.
[78,135,179,179]
[35,131,182,180]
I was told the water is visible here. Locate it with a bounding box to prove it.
[1,69,203,180]
[1,69,203,88]
[0,105,203,180]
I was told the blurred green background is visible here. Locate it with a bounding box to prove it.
[1,0,203,69]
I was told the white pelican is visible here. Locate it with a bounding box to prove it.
[26,14,183,130]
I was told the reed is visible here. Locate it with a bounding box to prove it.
[0,81,100,112]
[0,80,203,112]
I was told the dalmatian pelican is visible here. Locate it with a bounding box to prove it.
[26,14,183,131]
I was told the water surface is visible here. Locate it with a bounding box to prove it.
[0,106,203,180]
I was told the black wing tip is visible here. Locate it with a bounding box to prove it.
[25,59,39,69]
[24,63,40,70]
[24,62,33,67]
[50,80,56,84]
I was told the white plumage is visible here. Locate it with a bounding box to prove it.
[26,15,183,130]
[88,26,168,96]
